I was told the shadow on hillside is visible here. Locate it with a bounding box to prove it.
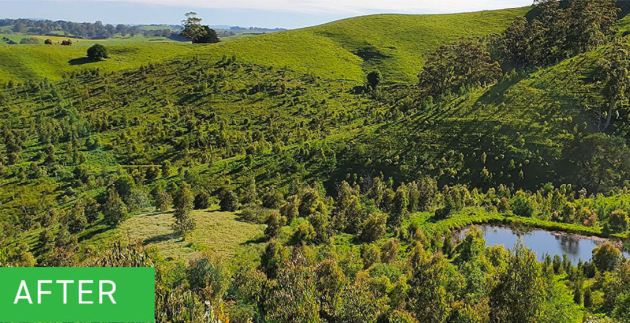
[68,57,96,66]
[144,233,179,245]
[241,236,267,246]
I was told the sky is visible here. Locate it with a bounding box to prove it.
[1,0,532,29]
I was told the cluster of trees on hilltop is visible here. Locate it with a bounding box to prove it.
[417,0,620,98]
[498,0,620,67]
[0,18,174,39]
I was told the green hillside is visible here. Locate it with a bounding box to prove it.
[0,42,197,83]
[0,7,529,84]
[4,2,630,322]
[308,8,530,82]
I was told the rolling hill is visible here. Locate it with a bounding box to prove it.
[0,7,529,84]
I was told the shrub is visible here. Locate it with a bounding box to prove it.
[20,37,39,44]
[102,188,128,226]
[592,242,621,272]
[608,209,629,232]
[264,211,284,240]
[511,195,534,217]
[219,189,239,212]
[155,191,173,212]
[359,213,387,242]
[291,222,316,245]
[193,191,210,209]
[87,44,108,61]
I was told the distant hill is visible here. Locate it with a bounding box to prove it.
[0,7,529,84]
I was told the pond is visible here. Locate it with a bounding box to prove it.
[458,225,629,264]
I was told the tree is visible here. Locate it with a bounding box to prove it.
[180,13,219,44]
[381,239,401,263]
[360,244,381,269]
[366,71,381,90]
[161,160,171,178]
[195,26,220,44]
[390,185,409,229]
[596,43,630,131]
[181,12,204,41]
[67,203,87,234]
[193,191,210,210]
[87,44,108,61]
[82,197,100,224]
[264,211,284,240]
[592,242,621,272]
[584,287,593,307]
[489,241,546,323]
[156,190,173,212]
[315,259,347,320]
[419,38,502,97]
[219,189,238,212]
[511,193,534,217]
[608,209,630,232]
[408,251,458,322]
[102,188,127,226]
[359,213,387,242]
[265,254,320,322]
[173,182,195,236]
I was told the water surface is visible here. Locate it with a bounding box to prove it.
[458,225,629,264]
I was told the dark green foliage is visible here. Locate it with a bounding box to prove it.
[155,190,173,212]
[180,12,219,44]
[264,211,283,240]
[82,197,100,224]
[360,244,380,269]
[511,193,534,217]
[359,213,387,242]
[500,0,619,66]
[102,188,127,226]
[259,240,287,279]
[584,287,593,307]
[593,242,621,272]
[87,44,108,61]
[67,203,87,234]
[173,182,195,235]
[573,284,582,305]
[19,37,39,44]
[193,191,210,210]
[194,26,220,44]
[219,189,239,212]
[161,161,171,178]
[262,190,283,209]
[419,38,502,96]
[291,222,316,245]
[489,241,545,322]
[608,209,630,232]
[389,184,408,229]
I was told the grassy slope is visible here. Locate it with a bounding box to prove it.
[0,7,529,84]
[309,7,530,82]
[0,42,197,82]
[115,209,265,260]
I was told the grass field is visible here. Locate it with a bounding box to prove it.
[118,209,266,260]
[0,42,197,82]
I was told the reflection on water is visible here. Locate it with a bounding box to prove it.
[459,226,629,264]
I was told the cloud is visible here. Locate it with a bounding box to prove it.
[34,0,531,14]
